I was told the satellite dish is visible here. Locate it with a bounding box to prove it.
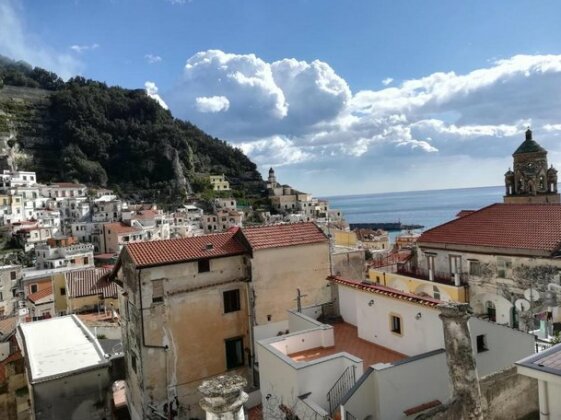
[524,288,541,302]
[515,298,531,312]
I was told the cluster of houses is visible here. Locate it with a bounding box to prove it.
[3,129,561,419]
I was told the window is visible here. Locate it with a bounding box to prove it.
[225,337,244,369]
[497,257,512,278]
[476,334,488,353]
[469,260,481,276]
[433,286,441,300]
[223,289,241,313]
[131,352,138,373]
[60,287,66,296]
[152,279,164,303]
[449,255,461,274]
[30,284,37,293]
[390,314,402,335]
[198,259,210,273]
[84,257,89,265]
[486,301,496,322]
[10,271,16,280]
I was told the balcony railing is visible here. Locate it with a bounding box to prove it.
[396,266,468,286]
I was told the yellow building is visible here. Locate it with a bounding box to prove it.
[209,174,231,191]
[332,229,358,247]
[53,267,118,316]
[112,222,330,419]
[368,268,468,303]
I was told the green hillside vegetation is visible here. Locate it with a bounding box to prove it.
[0,55,264,206]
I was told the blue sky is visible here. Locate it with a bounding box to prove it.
[2,0,561,195]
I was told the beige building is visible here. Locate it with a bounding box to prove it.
[209,174,231,191]
[355,228,390,251]
[53,267,117,316]
[111,222,330,419]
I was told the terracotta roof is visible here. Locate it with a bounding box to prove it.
[455,210,476,218]
[66,267,117,299]
[104,222,142,235]
[27,285,53,304]
[124,232,247,268]
[329,275,441,307]
[132,210,159,220]
[241,222,328,250]
[0,317,17,339]
[404,400,442,416]
[418,203,561,256]
[0,351,22,383]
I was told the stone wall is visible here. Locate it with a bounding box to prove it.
[480,366,538,420]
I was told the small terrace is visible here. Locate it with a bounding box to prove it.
[288,322,405,368]
[396,266,468,287]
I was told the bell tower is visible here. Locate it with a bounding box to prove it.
[504,128,559,204]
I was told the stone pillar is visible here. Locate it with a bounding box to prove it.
[438,303,483,420]
[199,375,248,420]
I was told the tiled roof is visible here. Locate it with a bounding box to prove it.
[517,342,561,376]
[455,210,476,218]
[104,222,142,235]
[418,203,561,256]
[124,232,247,268]
[329,275,441,307]
[132,210,159,220]
[66,267,117,299]
[27,285,53,304]
[241,222,328,250]
[0,317,17,339]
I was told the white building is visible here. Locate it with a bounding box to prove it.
[257,275,536,419]
[35,240,94,270]
[17,315,112,420]
[517,344,561,420]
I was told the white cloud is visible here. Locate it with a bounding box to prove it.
[70,43,99,53]
[382,77,393,86]
[163,51,561,194]
[238,136,311,167]
[195,96,230,113]
[144,81,169,110]
[145,54,162,64]
[0,0,82,79]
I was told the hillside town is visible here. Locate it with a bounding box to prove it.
[0,128,559,420]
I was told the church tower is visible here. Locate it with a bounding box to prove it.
[267,167,277,188]
[504,128,559,204]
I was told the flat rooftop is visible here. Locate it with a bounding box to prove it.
[19,315,108,383]
[288,322,405,367]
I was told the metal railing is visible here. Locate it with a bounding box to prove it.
[396,266,468,286]
[326,365,356,415]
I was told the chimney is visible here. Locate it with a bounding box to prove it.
[438,303,483,420]
[199,375,248,420]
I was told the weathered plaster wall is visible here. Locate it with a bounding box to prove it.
[480,367,538,420]
[250,242,331,325]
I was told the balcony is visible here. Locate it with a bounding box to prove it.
[396,266,468,287]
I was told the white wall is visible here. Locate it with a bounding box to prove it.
[343,350,450,420]
[469,317,535,377]
[269,327,334,356]
[257,337,362,413]
[339,284,444,356]
[288,309,324,333]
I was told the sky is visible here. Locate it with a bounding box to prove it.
[2,0,561,196]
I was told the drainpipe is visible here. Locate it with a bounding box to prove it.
[538,380,550,420]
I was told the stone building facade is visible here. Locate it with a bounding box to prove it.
[504,128,559,204]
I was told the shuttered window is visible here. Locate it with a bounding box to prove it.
[152,279,164,303]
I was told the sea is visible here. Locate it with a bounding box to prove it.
[325,185,505,239]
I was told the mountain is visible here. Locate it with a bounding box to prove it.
[0,55,264,206]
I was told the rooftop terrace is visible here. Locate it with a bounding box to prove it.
[288,322,405,368]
